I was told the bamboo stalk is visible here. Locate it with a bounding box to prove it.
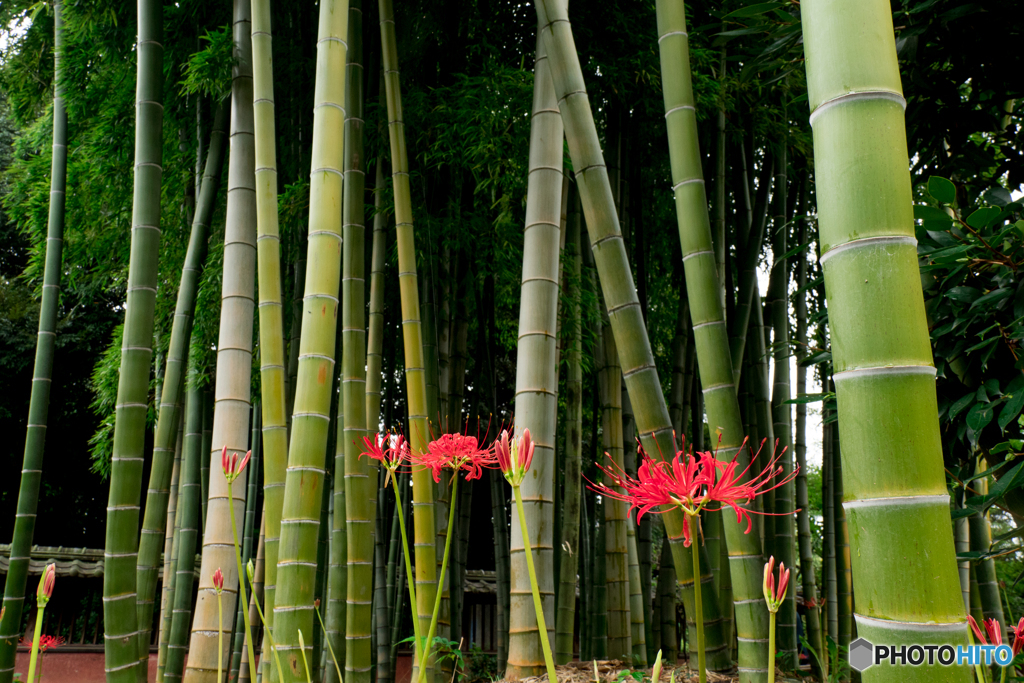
[340,0,374,677]
[0,3,68,675]
[767,144,796,662]
[378,0,437,677]
[555,186,583,665]
[271,0,350,678]
[653,1,771,678]
[366,161,387,431]
[229,410,262,682]
[801,3,970,677]
[156,421,184,681]
[490,469,510,673]
[164,375,204,683]
[250,4,289,676]
[506,23,564,678]
[970,467,1006,634]
[627,517,647,665]
[102,0,165,676]
[183,1,259,678]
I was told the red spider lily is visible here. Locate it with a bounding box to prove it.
[1012,617,1024,656]
[416,433,496,483]
[763,556,790,614]
[37,563,55,605]
[213,567,224,594]
[968,615,1005,647]
[20,634,63,652]
[703,438,799,536]
[494,429,534,486]
[221,446,252,485]
[361,433,412,486]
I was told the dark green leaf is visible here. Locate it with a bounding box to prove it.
[784,392,832,405]
[967,207,1001,229]
[971,288,1013,310]
[982,187,1013,207]
[949,393,976,420]
[947,286,982,303]
[722,2,787,18]
[967,402,995,432]
[950,507,976,521]
[800,350,831,367]
[928,176,957,205]
[999,390,1024,432]
[914,204,952,222]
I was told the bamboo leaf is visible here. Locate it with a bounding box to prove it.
[772,238,815,268]
[784,392,832,405]
[799,350,831,367]
[914,204,952,222]
[999,390,1024,432]
[967,207,1001,230]
[722,2,786,18]
[948,393,976,420]
[966,402,995,433]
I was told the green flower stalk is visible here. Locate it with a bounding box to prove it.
[246,559,286,682]
[763,557,790,683]
[495,429,557,683]
[314,599,344,683]
[360,434,422,655]
[214,568,225,683]
[297,629,312,683]
[26,564,55,683]
[222,446,258,674]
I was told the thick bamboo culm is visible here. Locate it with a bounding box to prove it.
[378,0,438,678]
[340,0,374,679]
[555,186,583,665]
[183,1,258,680]
[271,0,350,679]
[506,23,563,679]
[599,315,632,661]
[229,411,262,682]
[801,4,969,679]
[969,467,1006,633]
[156,424,183,680]
[626,518,647,665]
[365,161,387,430]
[654,0,770,678]
[102,0,164,678]
[249,3,289,678]
[537,0,732,671]
[0,5,68,670]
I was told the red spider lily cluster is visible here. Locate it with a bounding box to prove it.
[970,615,1024,656]
[763,556,790,614]
[221,446,252,485]
[589,437,798,546]
[362,426,503,485]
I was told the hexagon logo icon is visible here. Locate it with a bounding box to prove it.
[849,637,875,672]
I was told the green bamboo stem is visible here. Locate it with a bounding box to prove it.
[164,378,204,683]
[271,2,350,679]
[831,415,853,654]
[653,0,770,678]
[251,2,288,674]
[690,515,707,683]
[537,0,734,671]
[156,426,183,680]
[201,392,212,533]
[824,419,837,642]
[136,92,227,681]
[506,23,563,679]
[184,1,259,678]
[970,471,1006,633]
[0,4,67,676]
[767,144,796,662]
[340,2,373,678]
[955,496,971,615]
[627,517,647,665]
[416,476,460,683]
[600,314,632,661]
[656,535,678,662]
[793,182,823,678]
[555,186,583,666]
[512,484,558,683]
[801,2,969,678]
[102,0,164,676]
[378,1,437,677]
[366,160,387,430]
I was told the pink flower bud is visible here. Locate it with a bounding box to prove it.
[495,430,511,474]
[519,429,534,474]
[38,563,55,601]
[213,568,224,594]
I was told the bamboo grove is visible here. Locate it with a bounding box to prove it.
[0,1,1022,683]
